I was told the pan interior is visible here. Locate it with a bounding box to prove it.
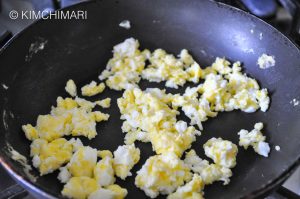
[1,0,300,198]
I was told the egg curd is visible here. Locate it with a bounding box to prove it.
[62,176,127,199]
[59,145,130,199]
[22,96,110,142]
[238,122,270,157]
[65,79,77,97]
[113,144,140,180]
[81,81,105,97]
[141,49,202,88]
[117,88,201,157]
[184,150,233,185]
[88,184,128,199]
[135,152,192,198]
[99,38,150,90]
[30,138,74,175]
[167,174,205,199]
[204,138,238,168]
[94,150,115,186]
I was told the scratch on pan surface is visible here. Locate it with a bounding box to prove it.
[2,110,8,130]
[7,144,37,182]
[2,83,8,90]
[200,49,207,56]
[25,37,48,62]
[9,111,15,119]
[152,20,160,23]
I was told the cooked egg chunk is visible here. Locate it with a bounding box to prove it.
[98,150,113,159]
[96,98,111,108]
[22,124,38,141]
[66,146,98,177]
[23,97,110,141]
[89,184,128,199]
[62,176,99,199]
[35,114,72,141]
[70,108,107,139]
[174,86,217,130]
[135,152,192,198]
[99,38,149,90]
[171,58,270,130]
[167,174,204,199]
[113,144,140,180]
[58,166,72,183]
[142,49,202,88]
[203,138,238,168]
[257,53,275,69]
[65,79,77,97]
[30,138,73,175]
[118,88,200,157]
[184,150,232,185]
[94,151,115,186]
[238,122,270,157]
[81,81,105,97]
[149,125,200,157]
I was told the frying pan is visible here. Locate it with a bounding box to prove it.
[1,0,300,198]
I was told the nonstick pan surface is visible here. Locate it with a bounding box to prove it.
[0,0,300,198]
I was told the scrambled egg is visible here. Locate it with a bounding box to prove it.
[81,81,105,96]
[65,79,77,97]
[167,174,204,199]
[22,96,110,141]
[100,38,269,122]
[118,88,200,157]
[62,176,128,199]
[142,49,201,88]
[257,53,275,69]
[113,144,140,180]
[89,184,128,199]
[238,122,270,157]
[62,176,99,199]
[187,59,268,113]
[65,146,98,178]
[58,147,128,199]
[172,86,217,130]
[59,146,128,199]
[203,138,238,168]
[96,98,111,108]
[135,152,192,198]
[184,150,232,185]
[99,38,150,90]
[30,138,74,175]
[20,39,273,199]
[94,150,115,186]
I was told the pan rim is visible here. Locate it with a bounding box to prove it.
[0,0,299,198]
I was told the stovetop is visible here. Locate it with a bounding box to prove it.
[0,0,299,198]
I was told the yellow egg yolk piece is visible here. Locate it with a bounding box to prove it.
[62,176,99,199]
[30,138,73,175]
[135,152,192,198]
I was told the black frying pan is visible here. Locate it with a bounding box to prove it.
[0,0,300,198]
